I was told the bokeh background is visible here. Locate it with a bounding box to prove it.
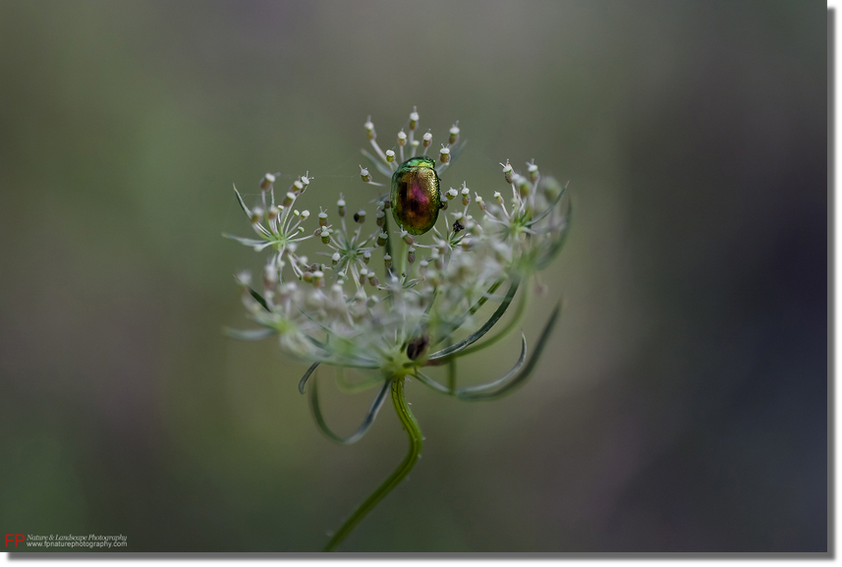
[0,0,826,553]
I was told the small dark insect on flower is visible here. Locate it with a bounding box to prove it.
[406,334,430,361]
[452,219,465,233]
[353,212,361,222]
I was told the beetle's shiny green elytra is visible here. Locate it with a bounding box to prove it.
[390,157,441,235]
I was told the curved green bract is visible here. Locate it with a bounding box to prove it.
[456,283,529,358]
[299,362,320,394]
[455,333,527,395]
[536,202,573,270]
[233,184,252,218]
[335,366,387,394]
[414,333,525,397]
[324,376,423,551]
[459,301,561,401]
[414,301,561,401]
[310,374,392,446]
[223,327,276,341]
[430,279,504,350]
[526,181,568,228]
[246,285,271,312]
[413,369,451,394]
[428,280,519,361]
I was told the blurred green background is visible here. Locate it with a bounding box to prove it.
[0,0,826,552]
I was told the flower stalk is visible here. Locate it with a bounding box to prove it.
[323,376,422,552]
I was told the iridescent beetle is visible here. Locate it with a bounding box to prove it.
[360,111,461,236]
[390,157,442,235]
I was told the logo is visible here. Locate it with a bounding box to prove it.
[5,534,24,547]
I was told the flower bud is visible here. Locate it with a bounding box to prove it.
[407,246,416,264]
[500,160,514,184]
[283,192,295,207]
[377,231,388,247]
[401,230,414,245]
[250,207,264,224]
[236,270,252,288]
[446,187,458,200]
[332,252,341,266]
[267,205,280,221]
[397,130,407,146]
[449,122,460,145]
[354,210,366,224]
[475,194,486,211]
[527,161,539,183]
[360,165,371,183]
[439,146,450,164]
[363,250,371,264]
[409,107,419,130]
[375,208,385,227]
[541,177,563,202]
[461,185,471,206]
[337,196,346,217]
[468,219,481,235]
[365,116,376,140]
[260,173,276,191]
[386,149,395,163]
[312,270,324,288]
[320,228,331,244]
[368,274,379,287]
[384,254,392,271]
[319,211,328,227]
[422,131,432,148]
[516,175,530,198]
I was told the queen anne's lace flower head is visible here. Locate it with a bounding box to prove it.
[227,109,569,380]
[224,107,571,551]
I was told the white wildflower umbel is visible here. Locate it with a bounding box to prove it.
[224,174,315,282]
[223,108,571,552]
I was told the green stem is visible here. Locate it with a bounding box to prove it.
[399,237,407,279]
[383,209,395,278]
[323,376,423,552]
